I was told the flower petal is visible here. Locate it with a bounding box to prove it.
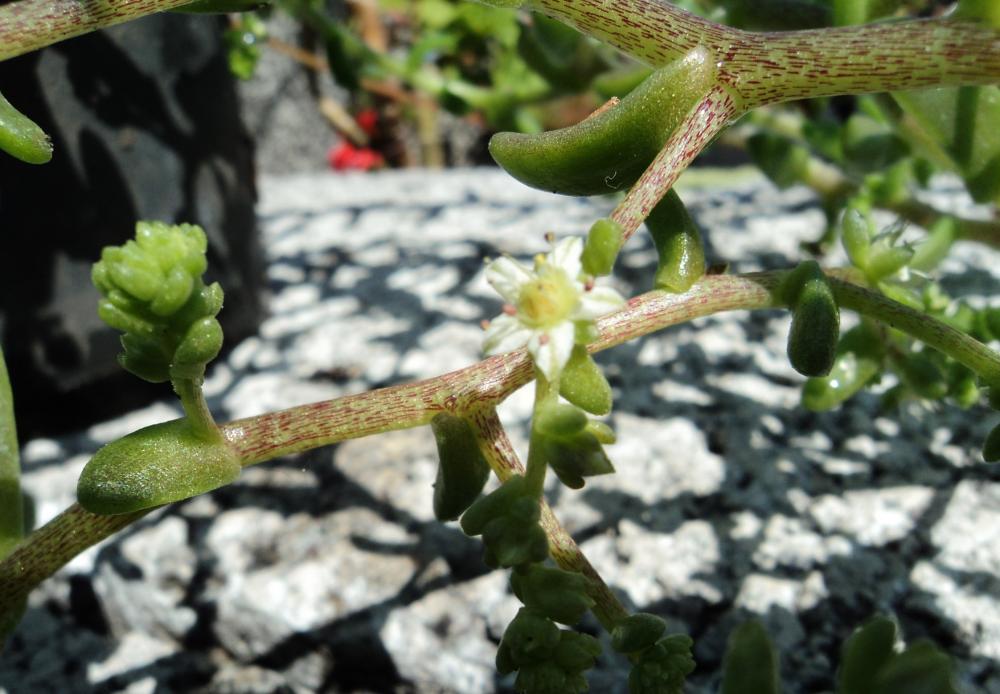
[528,321,575,381]
[548,236,583,280]
[575,285,626,319]
[485,256,532,304]
[483,314,533,355]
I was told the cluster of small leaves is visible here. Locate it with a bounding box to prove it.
[91,222,224,384]
[612,613,695,694]
[456,476,601,693]
[797,205,1000,451]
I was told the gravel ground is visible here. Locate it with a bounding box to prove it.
[2,168,999,693]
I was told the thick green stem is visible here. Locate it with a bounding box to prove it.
[466,408,629,632]
[172,377,221,442]
[830,278,1000,385]
[524,370,556,498]
[530,0,1000,107]
[0,504,150,633]
[0,0,197,62]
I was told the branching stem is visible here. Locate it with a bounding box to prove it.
[531,0,1000,106]
[611,85,742,242]
[466,408,629,632]
[4,269,996,621]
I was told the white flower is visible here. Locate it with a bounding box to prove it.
[482,236,625,380]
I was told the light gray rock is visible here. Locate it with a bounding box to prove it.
[4,170,1000,694]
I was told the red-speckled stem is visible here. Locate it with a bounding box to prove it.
[532,0,1000,108]
[467,409,630,633]
[611,84,741,241]
[0,504,150,632]
[0,0,196,62]
[222,274,779,465]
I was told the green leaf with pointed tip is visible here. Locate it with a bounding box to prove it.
[838,616,897,694]
[841,208,872,271]
[721,621,780,694]
[0,90,52,165]
[865,241,914,284]
[460,474,529,536]
[489,47,715,196]
[874,641,957,694]
[78,419,240,515]
[430,413,491,522]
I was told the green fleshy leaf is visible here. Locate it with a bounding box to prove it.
[838,616,897,694]
[647,190,705,294]
[430,413,491,522]
[0,90,52,165]
[721,621,780,694]
[78,419,240,515]
[489,47,715,196]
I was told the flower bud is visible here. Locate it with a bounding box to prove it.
[559,346,612,415]
[460,475,528,536]
[581,218,623,277]
[552,631,601,674]
[783,262,840,378]
[92,222,226,384]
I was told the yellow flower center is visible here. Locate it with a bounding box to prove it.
[517,265,577,328]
